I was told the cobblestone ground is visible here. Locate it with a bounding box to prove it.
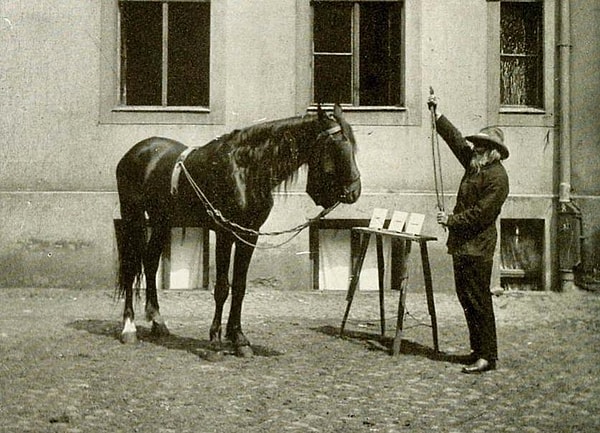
[0,286,598,433]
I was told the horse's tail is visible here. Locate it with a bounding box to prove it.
[115,159,147,300]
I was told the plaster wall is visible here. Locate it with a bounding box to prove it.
[569,1,600,273]
[0,0,595,291]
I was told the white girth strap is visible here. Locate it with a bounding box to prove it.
[170,146,197,196]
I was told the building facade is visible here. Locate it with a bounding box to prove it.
[0,0,598,291]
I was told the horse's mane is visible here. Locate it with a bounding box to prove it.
[223,115,320,196]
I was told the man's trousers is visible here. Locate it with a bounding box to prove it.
[452,255,498,361]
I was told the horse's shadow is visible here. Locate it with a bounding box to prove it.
[67,319,283,360]
[314,325,472,365]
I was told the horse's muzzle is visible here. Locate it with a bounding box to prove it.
[339,177,361,204]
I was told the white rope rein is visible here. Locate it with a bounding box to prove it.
[178,161,339,249]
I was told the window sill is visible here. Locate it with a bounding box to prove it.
[500,106,546,115]
[100,105,222,125]
[498,106,554,128]
[308,104,406,113]
[307,104,413,126]
[112,105,211,114]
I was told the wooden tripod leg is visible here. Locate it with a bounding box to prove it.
[392,241,411,356]
[392,279,408,356]
[376,235,385,338]
[420,241,439,352]
[340,233,371,337]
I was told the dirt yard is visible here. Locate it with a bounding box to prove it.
[0,286,599,433]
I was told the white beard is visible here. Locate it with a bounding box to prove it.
[470,149,501,173]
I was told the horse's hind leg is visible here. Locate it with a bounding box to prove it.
[209,232,234,346]
[121,273,138,344]
[116,189,145,345]
[144,222,170,337]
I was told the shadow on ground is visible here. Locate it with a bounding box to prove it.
[68,319,284,360]
[314,325,473,365]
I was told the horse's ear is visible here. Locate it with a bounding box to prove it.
[317,103,326,121]
[333,103,344,121]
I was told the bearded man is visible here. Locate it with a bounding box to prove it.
[428,94,510,374]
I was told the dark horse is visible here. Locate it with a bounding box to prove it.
[115,104,361,356]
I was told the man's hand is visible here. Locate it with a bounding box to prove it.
[436,211,449,226]
[427,94,438,111]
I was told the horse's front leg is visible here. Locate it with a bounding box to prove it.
[226,237,257,357]
[121,279,138,344]
[210,233,234,346]
[144,224,170,337]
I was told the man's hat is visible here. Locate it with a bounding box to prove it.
[466,126,509,160]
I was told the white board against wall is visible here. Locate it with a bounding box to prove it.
[167,228,206,290]
[319,229,392,291]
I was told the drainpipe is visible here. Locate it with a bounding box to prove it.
[557,0,581,291]
[558,0,571,204]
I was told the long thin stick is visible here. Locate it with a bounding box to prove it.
[429,86,445,212]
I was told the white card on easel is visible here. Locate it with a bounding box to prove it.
[369,208,388,229]
[405,213,425,235]
[387,211,408,232]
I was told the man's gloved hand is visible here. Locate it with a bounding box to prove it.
[436,211,450,226]
[427,94,438,111]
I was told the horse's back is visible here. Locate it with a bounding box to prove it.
[118,136,185,171]
[117,137,188,185]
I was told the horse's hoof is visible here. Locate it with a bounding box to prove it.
[208,339,222,354]
[236,345,254,358]
[120,332,138,344]
[204,350,225,362]
[151,321,170,338]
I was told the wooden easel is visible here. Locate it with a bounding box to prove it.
[340,227,439,355]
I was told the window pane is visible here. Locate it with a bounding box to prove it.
[501,2,542,55]
[168,2,210,107]
[501,57,542,106]
[314,55,352,104]
[360,2,402,106]
[313,3,351,53]
[120,2,162,106]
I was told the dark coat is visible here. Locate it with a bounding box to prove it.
[436,115,509,259]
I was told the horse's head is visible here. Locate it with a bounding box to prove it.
[306,104,362,208]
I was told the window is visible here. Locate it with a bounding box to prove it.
[500,1,543,108]
[100,0,225,124]
[486,0,554,126]
[312,0,403,107]
[119,0,210,108]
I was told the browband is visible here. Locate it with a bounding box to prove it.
[318,125,342,139]
[324,125,342,135]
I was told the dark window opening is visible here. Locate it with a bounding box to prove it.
[313,1,403,107]
[119,1,210,107]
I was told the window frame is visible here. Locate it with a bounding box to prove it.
[486,0,555,127]
[311,0,403,108]
[100,0,225,125]
[296,0,422,126]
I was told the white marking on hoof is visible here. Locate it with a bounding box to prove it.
[121,318,138,344]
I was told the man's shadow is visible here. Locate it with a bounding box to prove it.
[67,319,283,360]
[314,325,473,364]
